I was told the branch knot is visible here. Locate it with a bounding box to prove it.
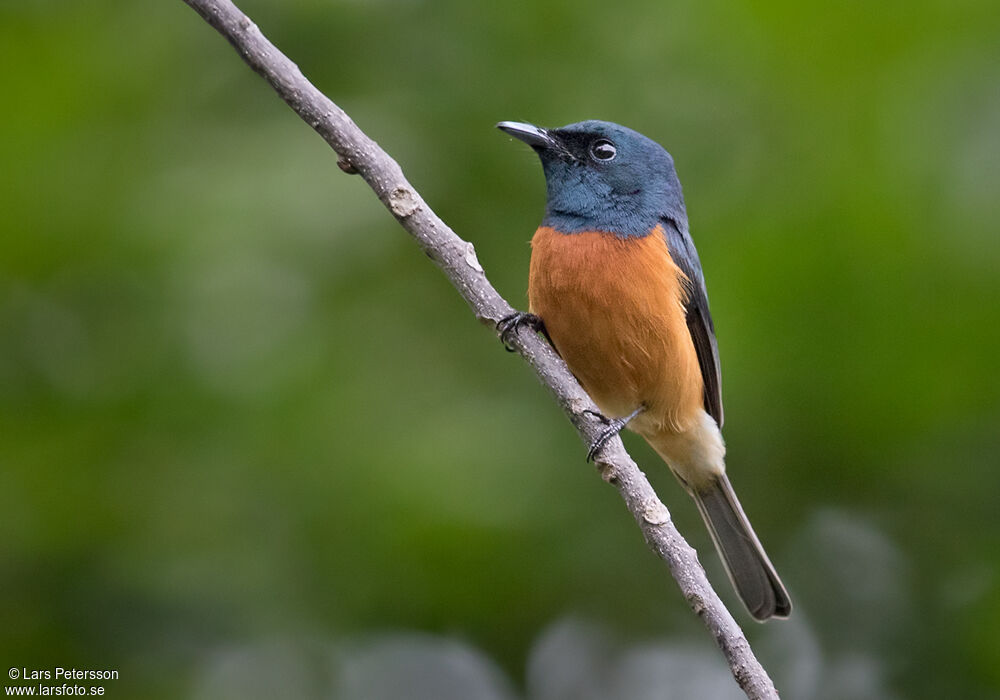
[389,186,419,218]
[337,156,358,174]
[641,498,671,525]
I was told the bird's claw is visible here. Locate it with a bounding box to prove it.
[585,417,631,462]
[497,312,544,352]
[582,405,644,462]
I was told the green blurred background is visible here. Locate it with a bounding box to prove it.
[2,1,998,698]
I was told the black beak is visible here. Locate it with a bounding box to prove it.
[496,121,559,150]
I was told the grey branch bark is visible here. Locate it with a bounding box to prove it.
[180,1,780,697]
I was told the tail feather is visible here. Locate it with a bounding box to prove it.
[691,474,791,621]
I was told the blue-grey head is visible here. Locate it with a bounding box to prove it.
[497,120,688,238]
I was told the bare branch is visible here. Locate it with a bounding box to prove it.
[180,1,781,697]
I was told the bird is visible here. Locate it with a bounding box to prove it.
[496,119,791,621]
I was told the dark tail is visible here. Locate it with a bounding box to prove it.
[691,474,791,621]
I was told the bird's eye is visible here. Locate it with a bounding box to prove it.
[589,139,617,161]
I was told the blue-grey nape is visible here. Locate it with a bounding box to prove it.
[498,119,688,238]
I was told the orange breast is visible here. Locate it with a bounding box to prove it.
[528,225,704,434]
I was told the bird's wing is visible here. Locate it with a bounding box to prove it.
[661,218,724,427]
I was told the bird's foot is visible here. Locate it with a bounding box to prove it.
[583,406,644,462]
[497,311,545,352]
